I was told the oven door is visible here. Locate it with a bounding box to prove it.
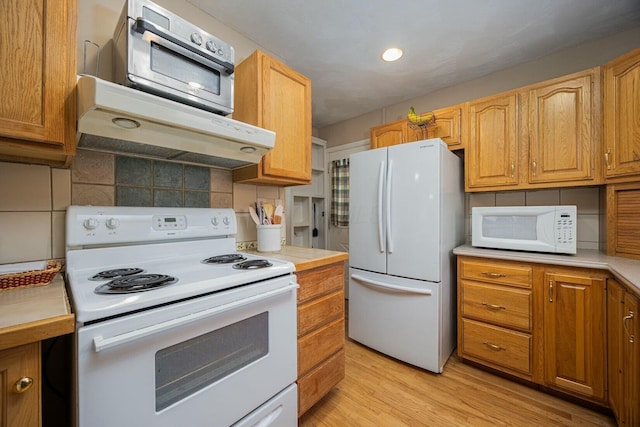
[125,18,234,115]
[75,275,297,427]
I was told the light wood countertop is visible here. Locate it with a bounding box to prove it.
[0,274,74,351]
[454,244,640,297]
[243,246,348,272]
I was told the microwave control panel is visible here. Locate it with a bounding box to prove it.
[555,213,575,245]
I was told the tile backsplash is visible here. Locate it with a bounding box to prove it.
[0,151,603,265]
[0,150,284,264]
[465,187,603,250]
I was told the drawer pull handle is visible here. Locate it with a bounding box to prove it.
[483,342,507,351]
[14,377,33,393]
[623,310,635,343]
[481,272,506,278]
[482,302,506,310]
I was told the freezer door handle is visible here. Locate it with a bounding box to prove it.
[386,160,393,254]
[377,161,385,253]
[351,274,432,295]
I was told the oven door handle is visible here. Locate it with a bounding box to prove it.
[133,18,235,74]
[93,283,298,353]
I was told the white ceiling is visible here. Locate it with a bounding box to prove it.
[187,0,640,128]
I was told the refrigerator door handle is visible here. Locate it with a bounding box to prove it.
[377,161,385,253]
[386,160,393,254]
[351,274,433,295]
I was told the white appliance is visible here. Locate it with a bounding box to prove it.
[471,205,577,254]
[65,206,298,427]
[348,138,464,373]
[76,75,275,170]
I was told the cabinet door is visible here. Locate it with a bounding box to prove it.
[527,69,600,185]
[543,271,606,401]
[466,93,519,190]
[604,47,640,180]
[370,120,411,149]
[607,278,625,423]
[0,0,76,164]
[624,292,639,426]
[429,105,462,149]
[261,54,312,182]
[232,50,311,185]
[0,343,40,427]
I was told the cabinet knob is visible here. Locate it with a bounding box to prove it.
[14,377,33,393]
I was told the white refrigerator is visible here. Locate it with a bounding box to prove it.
[348,138,463,373]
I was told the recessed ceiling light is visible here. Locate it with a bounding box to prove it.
[382,48,403,62]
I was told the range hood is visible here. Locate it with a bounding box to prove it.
[76,75,275,169]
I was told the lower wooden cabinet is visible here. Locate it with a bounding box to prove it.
[0,342,41,427]
[542,268,606,401]
[296,262,345,416]
[458,257,608,404]
[608,278,640,425]
[458,257,535,380]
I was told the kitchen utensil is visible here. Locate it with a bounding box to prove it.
[263,203,275,222]
[313,203,318,237]
[249,205,261,225]
[272,204,284,224]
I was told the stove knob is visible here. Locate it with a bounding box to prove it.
[83,218,99,230]
[190,32,203,46]
[205,40,217,53]
[106,218,120,230]
[223,216,230,226]
[211,217,219,226]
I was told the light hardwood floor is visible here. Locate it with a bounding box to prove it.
[299,338,616,426]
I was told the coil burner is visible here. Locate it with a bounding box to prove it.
[95,274,178,294]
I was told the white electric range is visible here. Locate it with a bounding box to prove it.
[65,205,298,427]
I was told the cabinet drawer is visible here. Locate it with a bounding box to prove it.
[298,291,344,337]
[298,348,345,416]
[461,280,532,331]
[297,263,344,303]
[460,258,533,288]
[298,317,345,376]
[461,319,531,375]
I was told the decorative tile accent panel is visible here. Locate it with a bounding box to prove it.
[71,150,114,185]
[72,184,115,206]
[115,156,212,208]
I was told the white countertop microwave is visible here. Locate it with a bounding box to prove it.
[471,205,577,254]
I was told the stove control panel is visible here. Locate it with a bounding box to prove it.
[153,215,187,230]
[66,206,238,247]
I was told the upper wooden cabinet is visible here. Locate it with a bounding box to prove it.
[370,119,417,149]
[232,50,312,186]
[465,68,602,192]
[526,69,601,185]
[370,104,462,150]
[430,105,463,149]
[465,92,519,190]
[0,0,77,166]
[604,47,640,182]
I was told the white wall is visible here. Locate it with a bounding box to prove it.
[317,27,640,147]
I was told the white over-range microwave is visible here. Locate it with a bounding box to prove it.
[471,205,577,254]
